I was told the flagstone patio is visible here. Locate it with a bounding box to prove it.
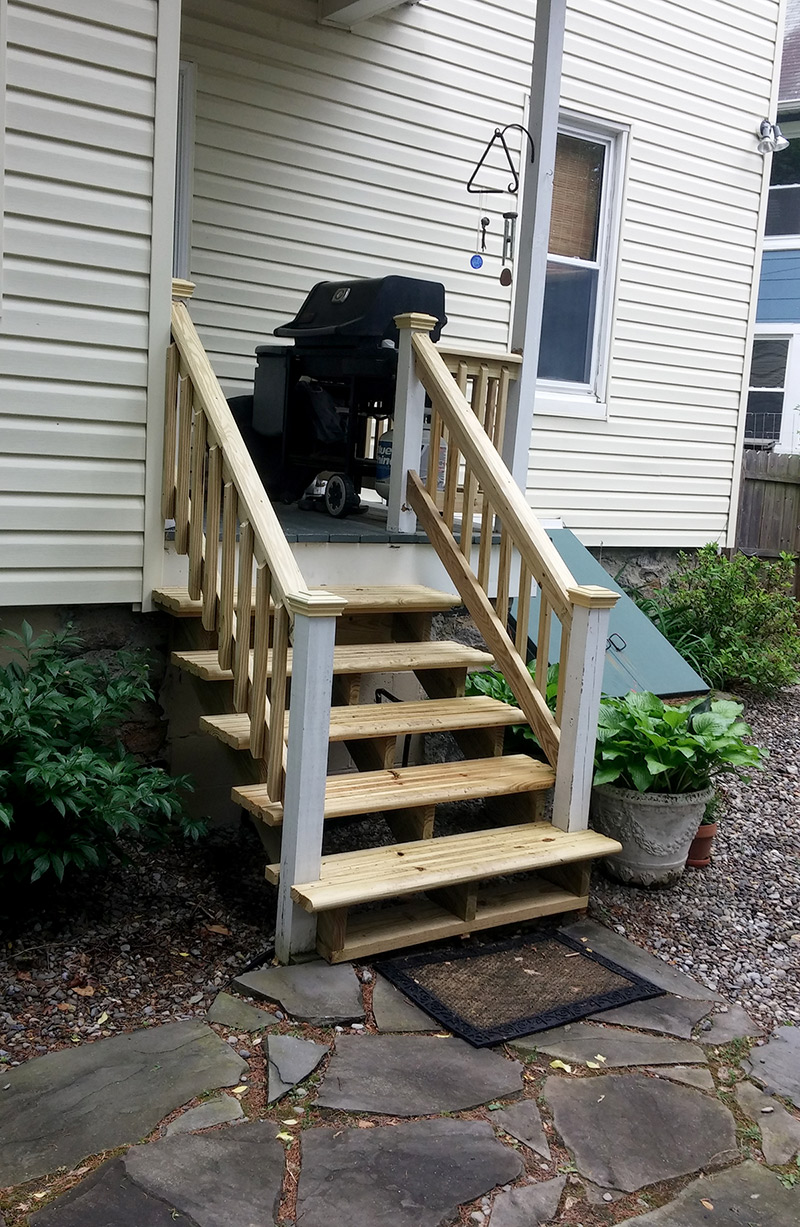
[1,921,798,1227]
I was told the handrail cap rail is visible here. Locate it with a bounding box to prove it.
[567,584,619,611]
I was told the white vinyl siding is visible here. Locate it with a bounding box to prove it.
[181,0,779,548]
[529,0,780,546]
[0,0,158,605]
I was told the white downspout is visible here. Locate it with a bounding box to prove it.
[502,0,567,493]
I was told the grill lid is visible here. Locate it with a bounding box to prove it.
[274,275,447,346]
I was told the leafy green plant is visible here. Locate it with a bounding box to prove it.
[0,621,202,883]
[466,661,559,754]
[634,545,800,694]
[593,691,764,794]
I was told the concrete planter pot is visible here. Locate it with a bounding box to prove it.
[590,783,715,887]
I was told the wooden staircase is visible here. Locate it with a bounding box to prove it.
[159,287,621,964]
[157,580,619,962]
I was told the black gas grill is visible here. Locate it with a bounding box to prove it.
[250,275,446,515]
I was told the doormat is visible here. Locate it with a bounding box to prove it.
[376,931,665,1047]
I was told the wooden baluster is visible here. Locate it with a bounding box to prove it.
[495,524,512,626]
[460,462,478,559]
[535,596,552,697]
[249,562,272,760]
[218,480,237,669]
[174,370,193,553]
[442,428,459,533]
[234,520,254,713]
[494,367,511,454]
[472,364,489,430]
[456,360,469,397]
[202,444,222,631]
[556,620,572,727]
[484,376,499,446]
[477,492,494,590]
[426,408,443,497]
[515,563,533,657]
[161,342,179,520]
[267,603,290,803]
[187,409,207,601]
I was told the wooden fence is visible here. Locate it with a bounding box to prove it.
[736,449,800,598]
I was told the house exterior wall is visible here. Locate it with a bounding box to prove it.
[181,0,781,549]
[0,0,174,607]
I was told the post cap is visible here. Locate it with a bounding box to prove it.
[568,584,619,610]
[393,312,440,332]
[172,278,196,300]
[284,589,348,618]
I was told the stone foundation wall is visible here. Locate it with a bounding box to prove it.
[587,546,690,596]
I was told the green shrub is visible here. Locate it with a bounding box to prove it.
[593,690,764,794]
[0,622,202,883]
[635,545,800,694]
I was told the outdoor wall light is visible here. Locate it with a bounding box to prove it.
[758,119,789,154]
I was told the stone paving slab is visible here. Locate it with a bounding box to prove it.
[559,920,724,1000]
[164,1096,244,1137]
[0,1021,246,1187]
[124,1120,285,1227]
[372,977,435,1032]
[233,962,364,1025]
[736,1080,800,1165]
[29,1159,191,1227]
[491,1101,551,1158]
[544,1072,737,1191]
[296,1118,522,1227]
[206,991,274,1031]
[618,1160,800,1225]
[700,1003,765,1044]
[646,1065,715,1092]
[267,1034,328,1103]
[590,996,712,1038]
[744,1026,800,1106]
[316,1034,523,1116]
[488,1176,566,1226]
[512,1021,707,1067]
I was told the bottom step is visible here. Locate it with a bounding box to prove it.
[316,875,589,962]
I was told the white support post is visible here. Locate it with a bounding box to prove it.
[502,0,567,489]
[274,591,346,964]
[387,313,438,534]
[552,586,617,833]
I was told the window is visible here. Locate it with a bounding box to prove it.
[765,122,800,239]
[537,119,624,405]
[745,337,789,442]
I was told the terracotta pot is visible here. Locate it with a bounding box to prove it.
[590,784,715,887]
[686,821,718,869]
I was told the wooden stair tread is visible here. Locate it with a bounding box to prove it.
[171,639,494,682]
[201,697,523,750]
[268,823,621,912]
[153,584,459,617]
[234,754,555,825]
[319,878,588,962]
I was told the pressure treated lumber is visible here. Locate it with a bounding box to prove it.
[233,754,555,825]
[171,640,494,682]
[317,877,587,963]
[201,696,524,750]
[153,584,459,618]
[266,823,621,912]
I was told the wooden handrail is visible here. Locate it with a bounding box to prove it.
[413,331,577,624]
[169,300,340,615]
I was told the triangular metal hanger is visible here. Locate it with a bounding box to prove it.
[466,123,536,195]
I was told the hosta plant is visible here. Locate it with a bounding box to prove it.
[0,621,202,883]
[466,661,559,755]
[593,690,764,795]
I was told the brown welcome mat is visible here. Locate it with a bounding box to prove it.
[376,930,665,1047]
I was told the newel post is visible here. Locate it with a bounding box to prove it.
[274,589,347,964]
[387,313,439,534]
[552,585,618,833]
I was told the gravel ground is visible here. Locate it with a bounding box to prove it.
[1,685,798,1061]
[591,685,800,1029]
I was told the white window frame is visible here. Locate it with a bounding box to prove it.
[173,60,196,281]
[763,118,800,251]
[749,325,800,454]
[535,112,628,420]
